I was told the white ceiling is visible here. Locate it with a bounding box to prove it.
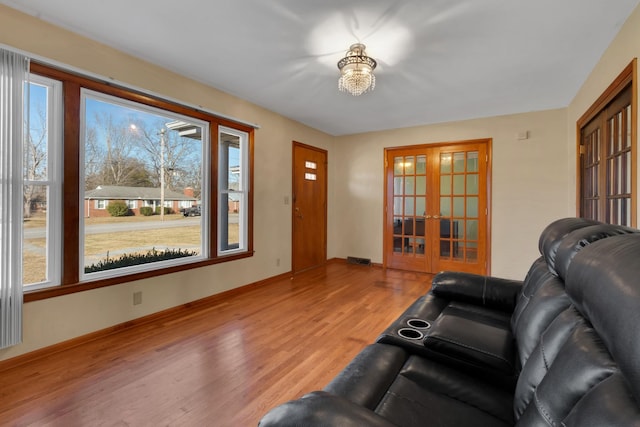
[3,0,639,135]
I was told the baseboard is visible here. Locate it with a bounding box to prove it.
[328,257,383,268]
[0,270,293,373]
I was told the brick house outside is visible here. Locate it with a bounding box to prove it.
[84,185,198,217]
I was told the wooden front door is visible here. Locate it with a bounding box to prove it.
[292,142,327,273]
[384,140,490,274]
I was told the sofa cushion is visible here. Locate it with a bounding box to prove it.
[375,355,513,427]
[423,302,515,375]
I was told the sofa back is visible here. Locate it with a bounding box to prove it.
[514,232,640,424]
[511,219,638,368]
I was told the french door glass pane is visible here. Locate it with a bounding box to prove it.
[453,197,464,217]
[416,197,426,218]
[405,177,415,195]
[405,156,415,174]
[416,155,427,174]
[453,152,465,172]
[440,154,451,173]
[394,197,402,215]
[467,152,479,172]
[467,175,479,195]
[453,175,465,195]
[394,177,403,195]
[467,197,478,218]
[440,176,451,195]
[416,176,427,194]
[405,198,415,216]
[440,197,451,217]
[394,157,403,175]
[467,220,478,240]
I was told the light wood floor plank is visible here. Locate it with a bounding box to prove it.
[0,263,431,426]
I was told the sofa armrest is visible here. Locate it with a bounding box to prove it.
[431,271,523,312]
[258,391,397,427]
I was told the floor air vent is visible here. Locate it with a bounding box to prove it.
[347,256,372,266]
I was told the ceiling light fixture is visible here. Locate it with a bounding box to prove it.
[337,43,377,96]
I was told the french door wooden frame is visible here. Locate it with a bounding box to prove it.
[577,58,637,227]
[383,139,492,275]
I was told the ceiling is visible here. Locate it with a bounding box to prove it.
[3,0,639,136]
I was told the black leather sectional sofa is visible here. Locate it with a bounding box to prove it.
[259,218,640,426]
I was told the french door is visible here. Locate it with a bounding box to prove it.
[384,140,490,274]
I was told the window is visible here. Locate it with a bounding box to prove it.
[22,75,62,289]
[578,60,636,227]
[20,62,254,298]
[219,127,249,253]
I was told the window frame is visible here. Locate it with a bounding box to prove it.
[79,88,212,281]
[24,62,254,302]
[218,126,250,255]
[23,74,63,291]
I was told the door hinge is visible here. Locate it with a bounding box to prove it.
[579,145,586,155]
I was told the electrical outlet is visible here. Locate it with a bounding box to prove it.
[133,291,142,306]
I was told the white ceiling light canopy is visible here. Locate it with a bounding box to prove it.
[337,43,377,96]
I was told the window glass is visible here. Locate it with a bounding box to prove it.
[81,90,208,278]
[23,76,62,289]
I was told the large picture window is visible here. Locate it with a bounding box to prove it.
[80,90,208,278]
[19,62,254,299]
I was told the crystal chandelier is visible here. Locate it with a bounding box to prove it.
[337,43,377,96]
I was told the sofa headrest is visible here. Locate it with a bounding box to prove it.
[538,217,599,275]
[566,233,640,400]
[554,224,638,280]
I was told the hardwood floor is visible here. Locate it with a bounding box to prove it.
[0,262,431,427]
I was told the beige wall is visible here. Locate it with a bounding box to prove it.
[1,3,638,361]
[0,6,333,361]
[330,109,571,279]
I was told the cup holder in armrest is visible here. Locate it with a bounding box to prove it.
[407,319,431,329]
[398,328,424,340]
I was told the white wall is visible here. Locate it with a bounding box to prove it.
[330,109,571,279]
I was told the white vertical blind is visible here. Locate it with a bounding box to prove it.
[0,49,29,349]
